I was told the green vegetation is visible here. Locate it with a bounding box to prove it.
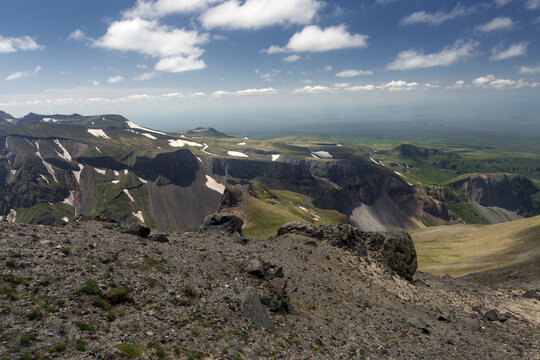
[75,339,86,351]
[54,343,66,352]
[412,215,540,276]
[79,279,101,296]
[115,343,143,359]
[20,334,37,346]
[441,188,489,224]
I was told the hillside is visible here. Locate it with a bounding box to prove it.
[411,215,540,279]
[0,218,538,359]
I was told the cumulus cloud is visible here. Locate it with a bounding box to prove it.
[200,0,323,30]
[6,66,41,81]
[526,0,540,9]
[264,25,368,53]
[124,0,219,18]
[346,84,375,91]
[476,17,515,32]
[282,54,301,62]
[384,80,420,91]
[335,69,373,77]
[400,4,478,26]
[212,87,276,96]
[94,18,208,73]
[387,40,477,70]
[0,35,42,53]
[472,74,529,89]
[107,75,124,84]
[490,42,528,61]
[67,29,87,41]
[293,85,332,93]
[519,63,540,74]
[133,72,156,80]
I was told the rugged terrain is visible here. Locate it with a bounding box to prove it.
[0,216,538,360]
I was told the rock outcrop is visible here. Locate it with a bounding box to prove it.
[277,222,417,280]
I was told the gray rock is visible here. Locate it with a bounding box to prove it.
[246,257,265,278]
[406,317,429,334]
[522,290,540,300]
[277,222,316,236]
[241,287,275,332]
[484,310,499,321]
[200,213,243,234]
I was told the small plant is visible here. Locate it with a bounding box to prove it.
[76,321,95,332]
[92,296,112,310]
[191,329,200,337]
[107,286,131,304]
[147,342,166,359]
[115,343,143,359]
[79,279,101,296]
[20,333,37,346]
[183,285,197,298]
[88,243,96,249]
[26,311,43,320]
[106,312,116,322]
[75,339,86,352]
[5,260,16,268]
[54,343,66,352]
[60,248,71,256]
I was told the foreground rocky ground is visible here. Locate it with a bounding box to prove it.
[0,217,538,359]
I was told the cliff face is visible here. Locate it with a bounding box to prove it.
[452,174,539,216]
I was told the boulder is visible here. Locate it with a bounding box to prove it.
[200,212,243,234]
[241,287,275,331]
[317,224,367,257]
[218,186,243,210]
[123,223,151,238]
[376,232,417,281]
[277,221,316,236]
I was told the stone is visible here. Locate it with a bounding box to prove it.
[406,317,429,334]
[150,233,169,243]
[200,213,243,234]
[522,290,540,300]
[124,223,151,238]
[241,287,275,332]
[277,222,316,236]
[484,310,499,321]
[437,314,451,322]
[246,257,264,278]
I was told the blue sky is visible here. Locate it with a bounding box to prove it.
[1,0,539,132]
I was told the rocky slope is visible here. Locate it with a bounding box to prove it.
[0,111,456,233]
[0,217,538,359]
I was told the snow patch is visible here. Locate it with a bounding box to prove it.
[369,156,382,166]
[62,217,69,223]
[35,141,58,182]
[271,154,281,162]
[63,191,75,206]
[168,139,203,148]
[73,164,84,184]
[123,189,135,202]
[124,170,128,175]
[7,209,16,223]
[10,169,16,175]
[205,175,225,194]
[132,211,144,223]
[126,120,167,136]
[243,137,248,140]
[39,174,49,184]
[95,146,102,153]
[139,177,147,184]
[197,157,202,162]
[141,133,157,140]
[237,142,246,146]
[311,151,332,159]
[94,167,107,175]
[201,143,217,156]
[114,170,120,176]
[227,151,249,158]
[54,139,71,161]
[111,180,120,184]
[88,129,110,139]
[42,118,58,123]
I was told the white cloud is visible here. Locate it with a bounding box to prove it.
[387,40,477,70]
[476,17,515,32]
[0,35,42,53]
[324,65,333,71]
[334,82,350,88]
[346,84,375,91]
[473,74,529,89]
[90,80,100,86]
[94,18,209,73]
[384,80,420,91]
[520,63,540,74]
[400,4,478,26]
[200,0,323,30]
[490,42,528,61]
[526,0,540,9]
[107,76,124,84]
[282,54,301,62]
[136,64,147,69]
[494,0,511,6]
[124,0,218,18]
[335,69,373,77]
[293,85,332,93]
[67,29,87,41]
[264,25,368,53]
[6,66,41,81]
[374,0,399,5]
[133,72,156,80]
[236,87,277,95]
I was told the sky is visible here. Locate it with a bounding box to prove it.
[0,0,539,133]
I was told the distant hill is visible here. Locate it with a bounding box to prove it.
[180,127,232,138]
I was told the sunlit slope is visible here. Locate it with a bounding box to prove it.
[411,215,540,277]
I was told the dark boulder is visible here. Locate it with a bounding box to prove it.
[218,186,243,210]
[241,287,275,331]
[123,223,151,238]
[277,221,316,236]
[200,212,243,234]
